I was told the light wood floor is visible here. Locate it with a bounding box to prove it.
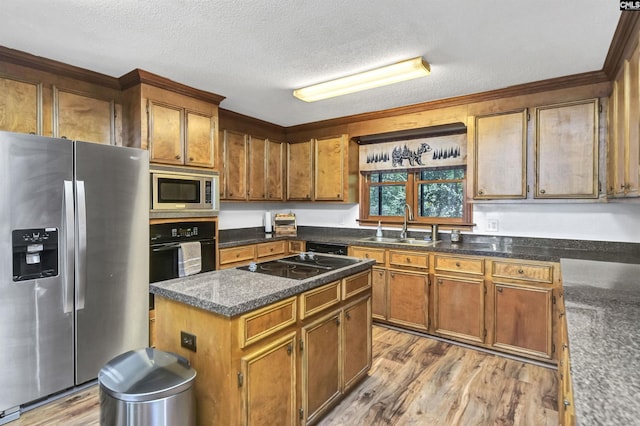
[12,326,557,426]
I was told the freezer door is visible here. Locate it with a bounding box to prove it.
[0,132,75,412]
[74,141,149,384]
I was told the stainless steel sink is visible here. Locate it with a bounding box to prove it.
[358,236,440,247]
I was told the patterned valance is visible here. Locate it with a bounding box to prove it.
[359,133,467,172]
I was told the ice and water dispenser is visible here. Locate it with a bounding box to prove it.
[12,228,58,281]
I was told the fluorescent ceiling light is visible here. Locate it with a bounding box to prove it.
[293,57,430,102]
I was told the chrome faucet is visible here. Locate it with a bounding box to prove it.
[400,203,413,239]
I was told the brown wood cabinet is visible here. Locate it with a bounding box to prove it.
[473,109,527,199]
[267,139,286,200]
[535,99,599,198]
[433,275,485,344]
[222,129,248,200]
[608,38,640,198]
[287,140,313,200]
[287,134,357,202]
[387,270,429,331]
[0,74,41,135]
[217,239,297,270]
[240,332,297,425]
[288,240,306,254]
[371,267,387,320]
[148,99,216,167]
[53,87,117,144]
[154,268,371,426]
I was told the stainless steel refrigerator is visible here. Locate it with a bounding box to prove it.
[0,131,149,420]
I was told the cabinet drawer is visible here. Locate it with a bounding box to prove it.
[434,255,483,275]
[219,245,256,265]
[239,297,297,348]
[343,271,371,300]
[492,261,553,283]
[288,240,306,253]
[256,240,286,258]
[300,281,341,320]
[349,246,386,264]
[388,250,428,270]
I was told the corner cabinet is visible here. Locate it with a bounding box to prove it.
[535,99,599,198]
[287,134,358,202]
[609,37,640,198]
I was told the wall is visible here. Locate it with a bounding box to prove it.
[218,202,640,243]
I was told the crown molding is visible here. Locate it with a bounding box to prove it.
[119,68,225,105]
[0,45,120,89]
[603,11,640,79]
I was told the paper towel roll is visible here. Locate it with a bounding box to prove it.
[264,211,272,233]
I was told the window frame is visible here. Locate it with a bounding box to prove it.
[359,166,472,227]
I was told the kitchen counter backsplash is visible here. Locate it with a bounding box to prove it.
[219,226,640,265]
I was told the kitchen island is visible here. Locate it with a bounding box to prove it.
[150,254,375,426]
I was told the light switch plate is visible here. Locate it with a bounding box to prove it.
[486,219,499,232]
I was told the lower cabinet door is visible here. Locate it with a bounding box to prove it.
[387,270,429,331]
[240,332,297,426]
[491,282,553,359]
[371,267,387,320]
[343,296,372,390]
[433,275,485,344]
[302,311,341,424]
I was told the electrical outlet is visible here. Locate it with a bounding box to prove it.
[486,219,499,232]
[181,331,197,352]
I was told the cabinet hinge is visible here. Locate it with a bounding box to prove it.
[552,295,556,305]
[526,184,530,193]
[552,343,556,354]
[598,181,602,193]
[527,112,531,121]
[599,104,603,113]
[484,329,487,338]
[299,408,304,420]
[299,338,304,352]
[237,372,243,387]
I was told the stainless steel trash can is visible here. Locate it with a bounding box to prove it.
[98,348,196,426]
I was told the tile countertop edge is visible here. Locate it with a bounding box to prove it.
[560,259,640,425]
[150,259,376,318]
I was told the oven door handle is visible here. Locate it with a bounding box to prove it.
[151,239,216,252]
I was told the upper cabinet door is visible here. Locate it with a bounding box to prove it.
[185,111,215,168]
[223,130,248,200]
[148,100,184,164]
[314,135,345,201]
[287,140,313,200]
[247,135,267,200]
[535,99,599,198]
[474,110,527,199]
[266,139,285,201]
[54,87,115,144]
[0,75,41,135]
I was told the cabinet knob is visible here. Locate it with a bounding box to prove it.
[455,262,461,267]
[336,194,340,198]
[365,254,370,258]
[563,400,571,408]
[390,273,395,278]
[306,194,310,199]
[540,189,546,194]
[61,136,68,140]
[478,190,484,195]
[497,287,503,293]
[517,268,524,274]
[336,318,340,326]
[346,312,351,320]
[270,248,274,252]
[406,257,411,263]
[437,279,442,285]
[175,155,181,160]
[189,157,194,161]
[286,343,293,355]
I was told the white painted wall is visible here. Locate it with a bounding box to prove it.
[218,202,640,243]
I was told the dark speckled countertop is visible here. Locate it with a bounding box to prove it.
[150,254,375,317]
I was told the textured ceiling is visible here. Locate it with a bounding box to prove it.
[0,1,621,127]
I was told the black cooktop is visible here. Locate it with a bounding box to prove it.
[238,254,360,280]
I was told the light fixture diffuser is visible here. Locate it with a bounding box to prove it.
[293,57,430,102]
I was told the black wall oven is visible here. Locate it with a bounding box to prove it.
[149,221,216,286]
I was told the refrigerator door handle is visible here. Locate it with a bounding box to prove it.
[76,180,87,311]
[63,180,75,314]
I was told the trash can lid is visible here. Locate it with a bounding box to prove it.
[98,348,196,402]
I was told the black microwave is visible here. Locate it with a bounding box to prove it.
[150,166,219,215]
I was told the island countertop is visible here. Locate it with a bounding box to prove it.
[150,255,375,317]
[560,259,640,425]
